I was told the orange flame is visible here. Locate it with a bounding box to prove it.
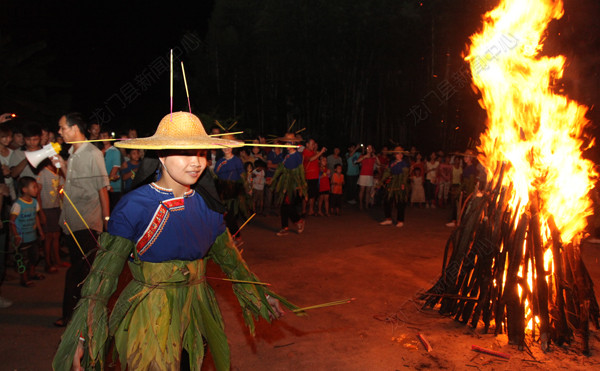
[466,0,596,244]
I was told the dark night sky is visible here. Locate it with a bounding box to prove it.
[1,0,214,133]
[2,0,600,150]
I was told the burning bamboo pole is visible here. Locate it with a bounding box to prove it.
[420,183,599,354]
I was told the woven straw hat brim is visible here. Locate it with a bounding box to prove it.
[115,136,244,150]
[275,135,304,143]
[115,111,245,150]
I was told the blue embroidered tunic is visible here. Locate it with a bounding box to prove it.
[108,183,226,262]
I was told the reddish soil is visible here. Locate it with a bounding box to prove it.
[2,205,600,370]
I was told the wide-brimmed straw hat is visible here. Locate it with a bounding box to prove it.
[275,132,304,143]
[116,112,244,150]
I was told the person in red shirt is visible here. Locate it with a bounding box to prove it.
[317,156,331,216]
[330,164,345,215]
[355,144,380,210]
[302,139,326,216]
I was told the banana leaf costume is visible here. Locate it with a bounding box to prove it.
[381,160,410,203]
[53,166,298,371]
[271,151,307,204]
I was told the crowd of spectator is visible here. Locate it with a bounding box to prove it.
[0,111,486,314]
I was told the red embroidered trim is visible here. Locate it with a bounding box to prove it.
[136,196,188,255]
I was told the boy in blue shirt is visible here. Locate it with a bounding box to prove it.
[10,176,45,287]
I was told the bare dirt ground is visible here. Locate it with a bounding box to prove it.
[2,204,600,370]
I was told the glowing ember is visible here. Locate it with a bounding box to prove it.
[466,0,596,244]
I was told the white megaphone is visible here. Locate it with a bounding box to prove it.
[25,143,62,168]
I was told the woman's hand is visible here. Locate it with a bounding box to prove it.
[267,295,284,320]
[71,340,84,371]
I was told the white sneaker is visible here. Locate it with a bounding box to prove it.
[0,296,13,308]
[446,221,457,227]
[347,200,357,205]
[380,219,392,226]
[396,222,404,227]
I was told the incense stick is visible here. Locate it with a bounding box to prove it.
[227,121,239,131]
[232,213,256,238]
[292,298,355,312]
[287,119,296,132]
[243,143,300,149]
[180,61,192,113]
[67,138,119,144]
[60,189,93,234]
[63,221,91,267]
[209,131,244,137]
[214,120,226,131]
[170,49,173,121]
[295,127,306,134]
[205,276,271,286]
[60,188,100,247]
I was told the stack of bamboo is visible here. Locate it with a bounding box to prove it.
[420,163,599,353]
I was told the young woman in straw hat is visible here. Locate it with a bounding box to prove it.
[53,112,298,371]
[271,132,307,236]
[379,147,410,227]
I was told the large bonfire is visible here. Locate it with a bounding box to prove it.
[421,0,599,353]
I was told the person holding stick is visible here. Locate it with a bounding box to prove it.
[53,112,298,371]
[54,112,110,327]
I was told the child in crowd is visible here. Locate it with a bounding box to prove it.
[252,160,266,215]
[10,176,45,287]
[121,148,141,193]
[330,164,344,215]
[317,156,330,216]
[410,167,426,207]
[37,160,65,272]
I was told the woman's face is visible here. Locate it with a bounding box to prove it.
[160,150,207,187]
